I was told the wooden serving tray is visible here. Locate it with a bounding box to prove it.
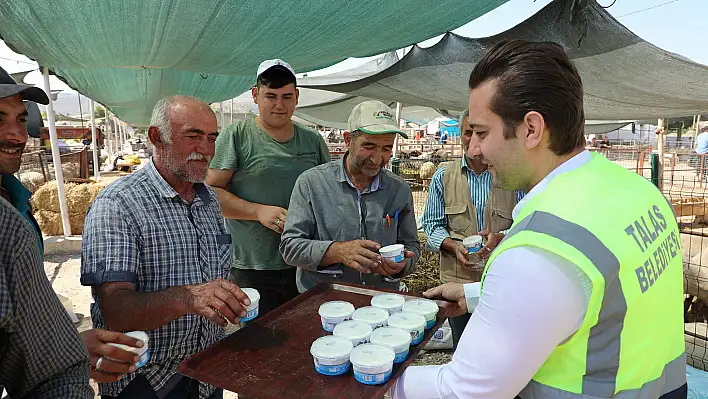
[178,282,459,399]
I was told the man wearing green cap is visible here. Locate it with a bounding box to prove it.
[280,100,420,291]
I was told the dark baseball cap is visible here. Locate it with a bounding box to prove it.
[0,65,49,105]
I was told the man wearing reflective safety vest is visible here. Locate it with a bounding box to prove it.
[392,40,687,399]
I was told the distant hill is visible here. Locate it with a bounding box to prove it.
[38,91,92,117]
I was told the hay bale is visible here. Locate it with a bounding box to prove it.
[66,181,108,215]
[34,210,91,236]
[31,181,77,213]
[31,180,108,235]
[403,232,441,294]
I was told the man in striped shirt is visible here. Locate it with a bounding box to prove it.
[421,109,523,349]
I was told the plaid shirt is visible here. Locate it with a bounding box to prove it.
[0,198,93,398]
[80,162,231,399]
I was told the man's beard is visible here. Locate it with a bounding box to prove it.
[161,150,211,183]
[349,156,383,178]
[0,140,25,175]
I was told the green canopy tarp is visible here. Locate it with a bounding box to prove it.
[300,0,708,120]
[0,0,509,125]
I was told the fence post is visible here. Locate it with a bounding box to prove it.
[651,153,660,188]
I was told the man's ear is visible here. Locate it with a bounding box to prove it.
[343,131,352,146]
[251,87,259,104]
[148,126,162,146]
[522,111,546,150]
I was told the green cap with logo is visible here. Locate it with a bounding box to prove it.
[348,100,408,139]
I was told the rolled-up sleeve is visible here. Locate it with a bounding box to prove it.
[280,176,334,271]
[397,189,421,277]
[80,196,140,286]
[421,167,448,252]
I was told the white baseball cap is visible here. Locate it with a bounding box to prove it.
[348,100,408,139]
[256,59,296,80]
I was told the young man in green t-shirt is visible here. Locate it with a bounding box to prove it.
[207,59,330,316]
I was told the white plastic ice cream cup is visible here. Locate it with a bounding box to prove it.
[107,331,150,369]
[310,335,354,376]
[379,244,405,263]
[350,343,396,385]
[370,327,412,364]
[463,235,485,266]
[333,320,373,347]
[370,293,405,315]
[240,288,260,322]
[463,235,483,254]
[387,312,426,345]
[402,298,439,330]
[318,301,355,332]
[352,306,389,330]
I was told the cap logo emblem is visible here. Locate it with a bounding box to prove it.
[374,110,394,120]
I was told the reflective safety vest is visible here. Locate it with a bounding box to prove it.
[482,153,686,398]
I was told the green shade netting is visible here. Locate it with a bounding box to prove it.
[300,0,708,120]
[0,0,509,125]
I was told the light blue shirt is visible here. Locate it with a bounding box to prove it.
[421,158,524,252]
[696,132,708,155]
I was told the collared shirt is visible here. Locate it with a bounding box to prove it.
[0,198,93,399]
[1,174,43,253]
[80,161,231,399]
[421,158,524,251]
[280,154,421,292]
[393,151,593,399]
[696,132,708,155]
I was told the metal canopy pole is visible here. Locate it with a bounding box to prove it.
[393,102,403,157]
[42,67,72,236]
[89,100,100,180]
[220,102,225,128]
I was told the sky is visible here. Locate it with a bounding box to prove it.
[0,0,703,99]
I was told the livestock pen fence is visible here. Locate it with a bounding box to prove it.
[16,145,92,193]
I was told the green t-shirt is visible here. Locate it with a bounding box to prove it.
[210,118,331,270]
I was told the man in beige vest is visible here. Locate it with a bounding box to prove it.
[421,109,523,349]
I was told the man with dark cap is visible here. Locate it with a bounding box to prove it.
[0,66,141,397]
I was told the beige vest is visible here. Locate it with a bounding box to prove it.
[440,159,517,283]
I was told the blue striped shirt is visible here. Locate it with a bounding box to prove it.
[421,159,524,251]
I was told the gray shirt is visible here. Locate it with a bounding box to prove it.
[280,155,420,291]
[0,198,93,399]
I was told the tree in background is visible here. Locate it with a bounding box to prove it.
[94,106,106,118]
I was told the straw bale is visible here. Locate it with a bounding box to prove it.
[66,181,108,215]
[34,210,87,236]
[31,180,109,235]
[31,181,77,213]
[402,232,442,294]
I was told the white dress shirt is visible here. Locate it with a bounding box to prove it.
[392,150,594,399]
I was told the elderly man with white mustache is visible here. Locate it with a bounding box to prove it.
[81,95,250,399]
